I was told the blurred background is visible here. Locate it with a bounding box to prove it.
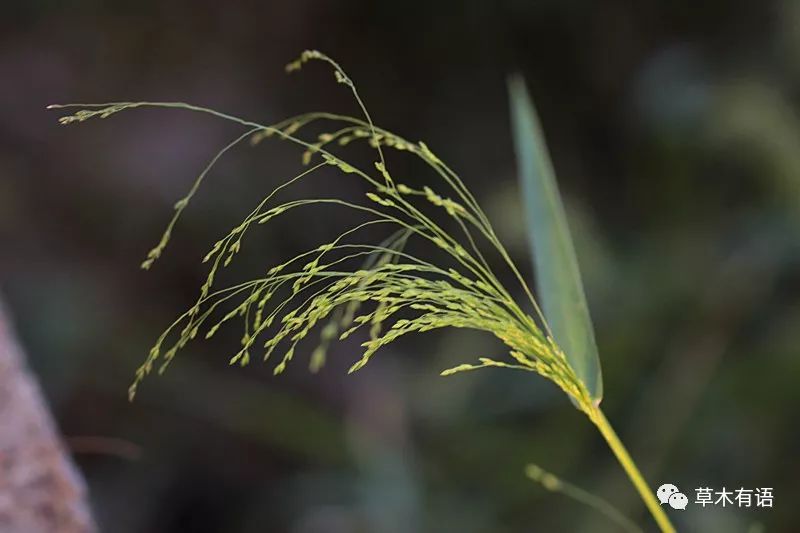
[2,1,799,531]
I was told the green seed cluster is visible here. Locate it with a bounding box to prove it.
[51,51,592,412]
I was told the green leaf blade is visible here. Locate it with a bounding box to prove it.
[508,75,603,403]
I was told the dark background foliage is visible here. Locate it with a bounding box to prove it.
[2,1,798,531]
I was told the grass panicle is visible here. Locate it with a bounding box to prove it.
[50,50,675,533]
[51,50,593,412]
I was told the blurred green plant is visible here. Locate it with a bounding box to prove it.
[50,50,674,532]
[524,463,642,533]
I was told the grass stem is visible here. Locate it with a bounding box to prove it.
[589,406,676,533]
